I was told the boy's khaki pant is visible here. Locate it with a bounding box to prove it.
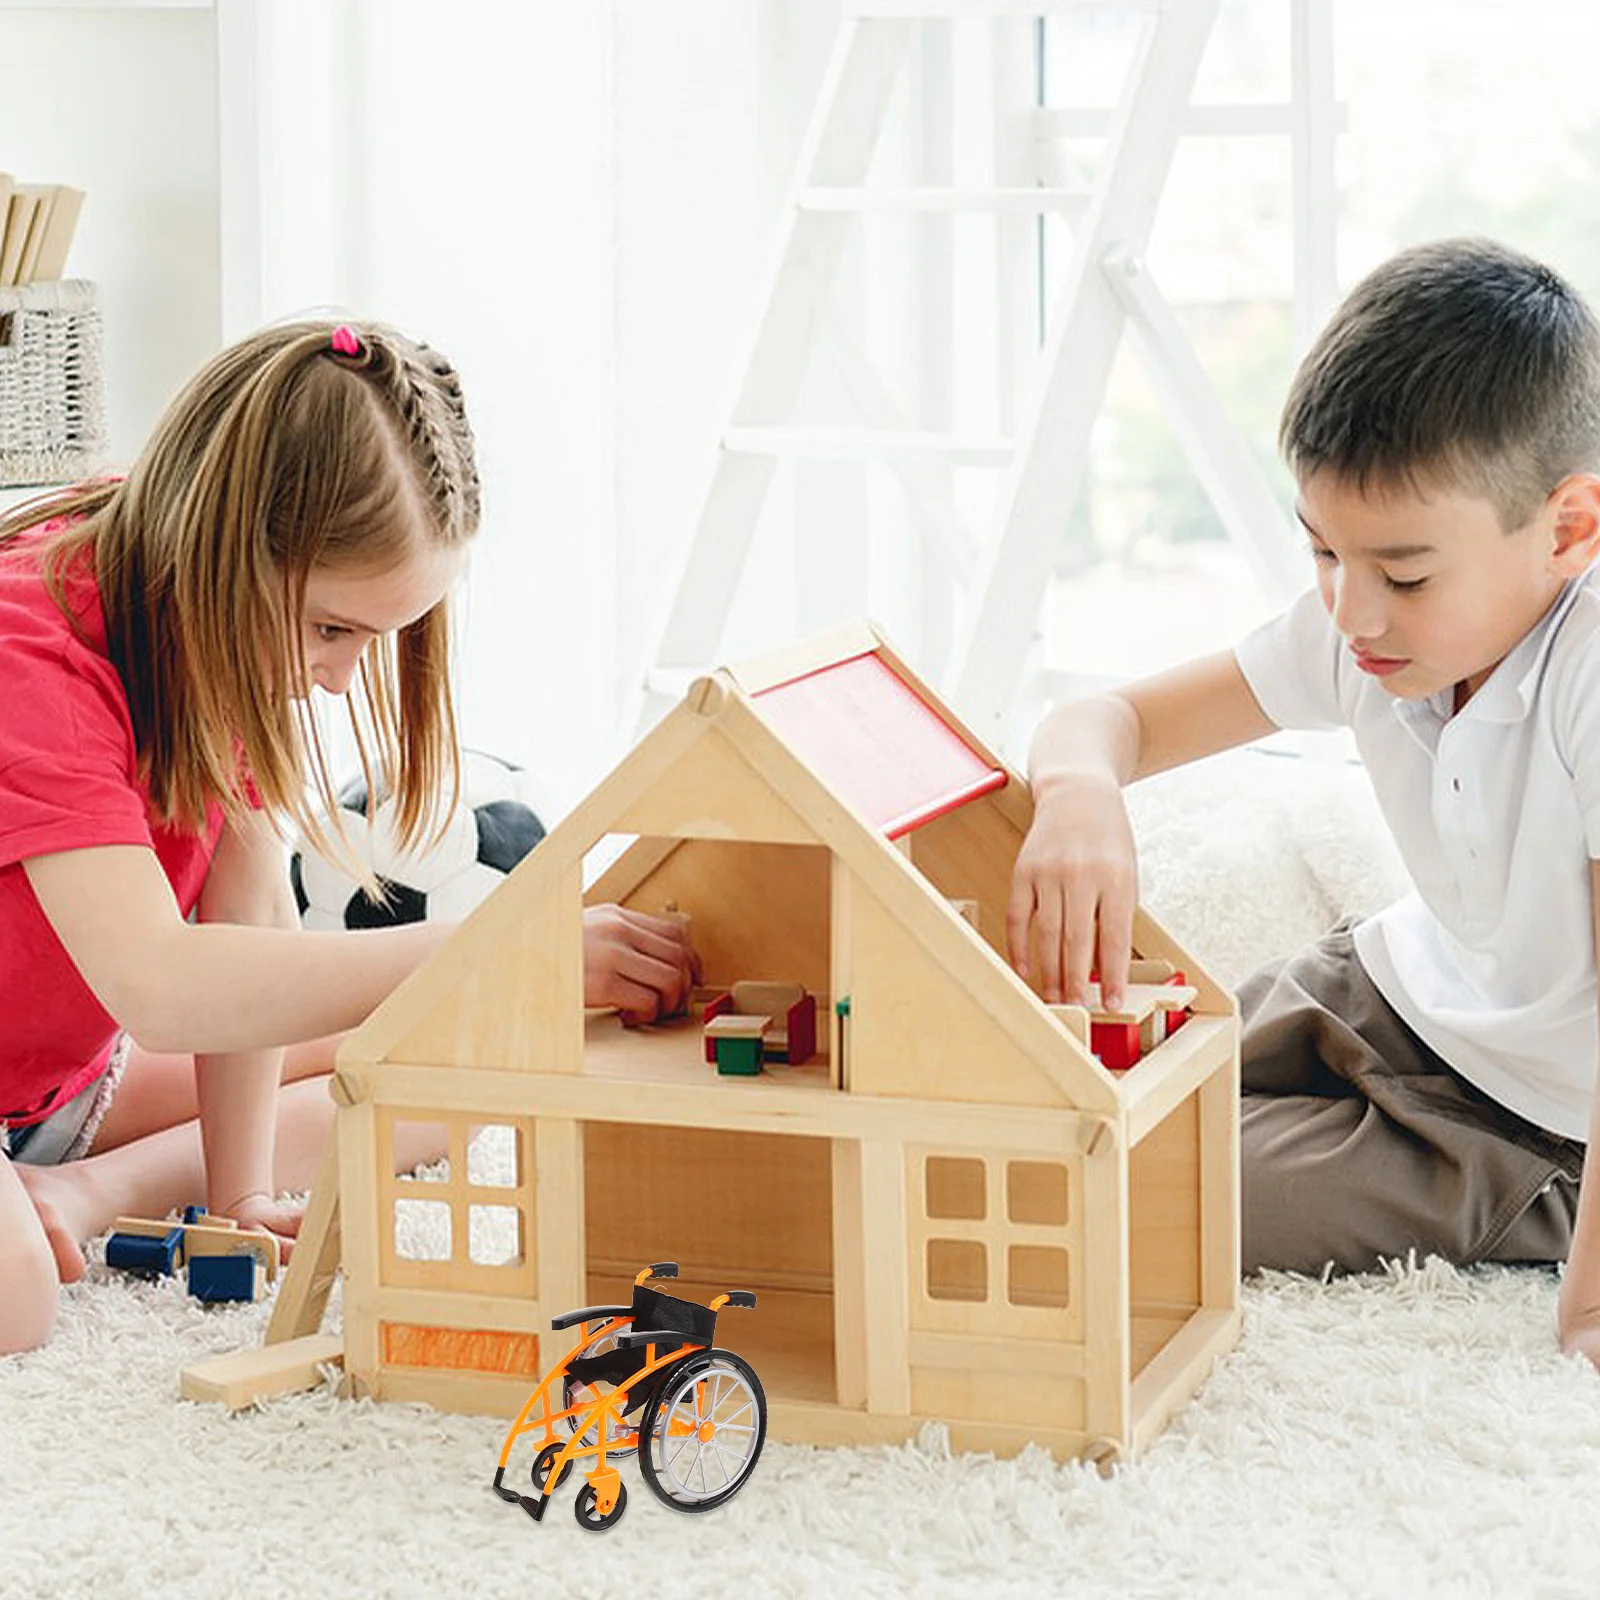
[1239,925,1587,1275]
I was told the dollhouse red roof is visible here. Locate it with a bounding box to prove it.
[750,650,1006,838]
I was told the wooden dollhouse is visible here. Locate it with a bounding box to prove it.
[182,624,1240,1465]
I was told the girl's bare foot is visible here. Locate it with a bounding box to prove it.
[12,1165,92,1283]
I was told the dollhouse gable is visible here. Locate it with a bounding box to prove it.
[344,624,1212,1120]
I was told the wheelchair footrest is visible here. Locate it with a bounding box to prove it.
[519,1492,549,1522]
[491,1467,521,1504]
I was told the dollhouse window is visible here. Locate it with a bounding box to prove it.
[926,1237,987,1302]
[467,1123,522,1187]
[381,1111,536,1294]
[915,1150,1078,1324]
[394,1198,452,1261]
[925,1155,986,1220]
[1006,1160,1069,1226]
[1007,1244,1070,1309]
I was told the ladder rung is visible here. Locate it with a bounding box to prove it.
[853,1,1164,17]
[724,426,1014,468]
[801,185,1089,215]
[1038,104,1344,141]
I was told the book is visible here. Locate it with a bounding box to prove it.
[29,184,84,282]
[14,184,55,285]
[0,189,39,288]
[0,174,14,270]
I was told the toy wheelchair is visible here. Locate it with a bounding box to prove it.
[491,1262,766,1532]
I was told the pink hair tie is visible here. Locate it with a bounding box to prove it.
[330,324,361,357]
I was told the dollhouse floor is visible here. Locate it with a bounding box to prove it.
[588,1270,838,1404]
[576,1277,1190,1410]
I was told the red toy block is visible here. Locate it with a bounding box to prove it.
[1165,970,1192,1036]
[1091,1020,1141,1072]
[703,991,734,1062]
[776,993,817,1065]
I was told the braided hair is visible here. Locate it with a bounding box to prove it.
[0,318,484,873]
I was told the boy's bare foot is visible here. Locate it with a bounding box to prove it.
[12,1165,91,1284]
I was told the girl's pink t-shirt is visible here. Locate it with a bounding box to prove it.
[0,524,225,1126]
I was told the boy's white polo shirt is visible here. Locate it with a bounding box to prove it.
[1234,573,1600,1141]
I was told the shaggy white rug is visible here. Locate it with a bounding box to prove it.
[6,750,1600,1600]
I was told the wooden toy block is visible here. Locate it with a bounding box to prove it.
[1092,1019,1143,1071]
[704,1012,770,1076]
[730,979,803,1018]
[1085,981,1200,1025]
[1082,982,1200,1070]
[111,1213,199,1243]
[702,981,818,1067]
[187,625,1240,1467]
[109,1209,279,1300]
[188,1253,259,1304]
[105,1226,185,1277]
[730,980,817,1064]
[775,989,817,1064]
[182,1222,280,1283]
[182,1205,236,1229]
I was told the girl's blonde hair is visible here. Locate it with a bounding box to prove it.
[0,319,481,866]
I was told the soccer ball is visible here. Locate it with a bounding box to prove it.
[290,749,547,930]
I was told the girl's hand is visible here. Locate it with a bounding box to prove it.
[217,1190,304,1265]
[583,904,702,1026]
[1007,771,1139,1011]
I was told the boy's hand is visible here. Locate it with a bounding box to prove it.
[1007,771,1139,1011]
[583,904,701,1026]
[1559,1296,1600,1374]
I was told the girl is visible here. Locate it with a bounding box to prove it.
[0,320,696,1354]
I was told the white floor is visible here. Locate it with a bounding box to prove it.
[1,1250,1594,1599]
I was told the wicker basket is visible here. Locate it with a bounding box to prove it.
[0,279,107,488]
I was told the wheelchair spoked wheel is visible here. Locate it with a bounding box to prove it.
[559,1326,641,1460]
[638,1349,767,1513]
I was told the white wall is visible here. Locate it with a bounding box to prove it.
[0,0,954,811]
[332,0,620,811]
[611,2,769,710]
[0,5,221,460]
[252,0,816,810]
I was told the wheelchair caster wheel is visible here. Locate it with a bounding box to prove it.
[531,1441,572,1493]
[575,1479,627,1531]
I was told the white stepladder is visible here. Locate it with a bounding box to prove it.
[628,0,1334,749]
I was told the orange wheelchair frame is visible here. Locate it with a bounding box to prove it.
[491,1262,766,1532]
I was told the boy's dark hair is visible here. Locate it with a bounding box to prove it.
[1280,238,1600,527]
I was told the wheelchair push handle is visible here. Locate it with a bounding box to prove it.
[710,1291,757,1311]
[635,1261,679,1285]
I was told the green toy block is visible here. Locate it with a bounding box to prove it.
[714,1036,765,1076]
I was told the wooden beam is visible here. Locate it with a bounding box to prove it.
[179,1334,344,1411]
[266,1131,342,1344]
[350,1060,1093,1154]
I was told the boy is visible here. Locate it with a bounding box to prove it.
[1006,238,1600,1370]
